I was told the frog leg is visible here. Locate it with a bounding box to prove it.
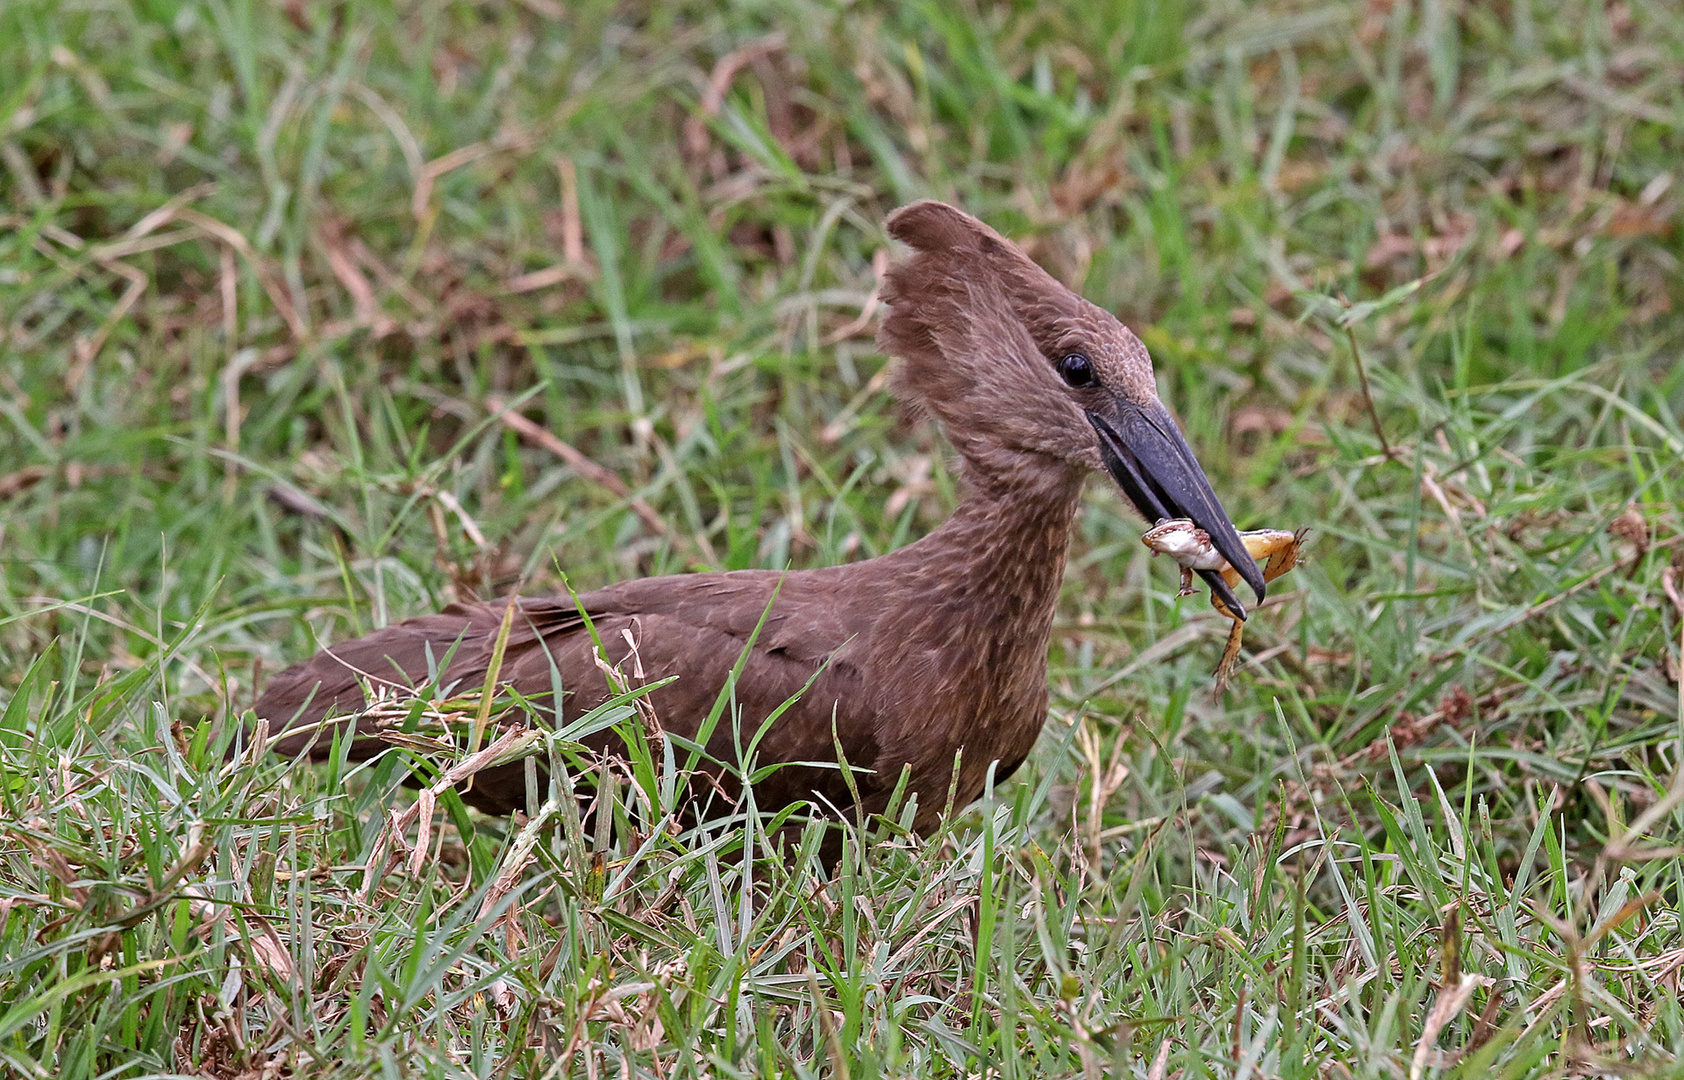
[1214,617,1246,692]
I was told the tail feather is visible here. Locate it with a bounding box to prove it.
[252,597,592,761]
[254,606,492,760]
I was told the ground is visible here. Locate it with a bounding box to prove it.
[2,0,1683,1076]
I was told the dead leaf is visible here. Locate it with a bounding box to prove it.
[1410,973,1492,1080]
[1606,200,1674,239]
[1608,504,1650,564]
[0,465,47,500]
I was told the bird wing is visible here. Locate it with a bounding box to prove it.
[253,570,886,816]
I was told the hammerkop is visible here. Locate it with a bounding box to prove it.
[253,201,1265,835]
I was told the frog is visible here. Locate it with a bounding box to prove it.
[1140,518,1308,689]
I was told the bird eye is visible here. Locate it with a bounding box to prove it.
[1058,353,1096,388]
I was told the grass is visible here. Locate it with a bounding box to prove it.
[3,0,1683,1075]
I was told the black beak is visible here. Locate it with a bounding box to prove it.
[1087,400,1266,620]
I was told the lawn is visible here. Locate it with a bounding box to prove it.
[3,0,1683,1076]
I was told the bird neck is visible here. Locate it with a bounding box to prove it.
[893,455,1085,615]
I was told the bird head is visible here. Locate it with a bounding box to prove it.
[878,200,1265,616]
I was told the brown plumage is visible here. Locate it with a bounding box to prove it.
[252,201,1264,834]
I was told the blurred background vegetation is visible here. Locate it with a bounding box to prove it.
[2,0,1683,1076]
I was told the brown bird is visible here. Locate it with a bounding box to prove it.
[252,201,1265,836]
